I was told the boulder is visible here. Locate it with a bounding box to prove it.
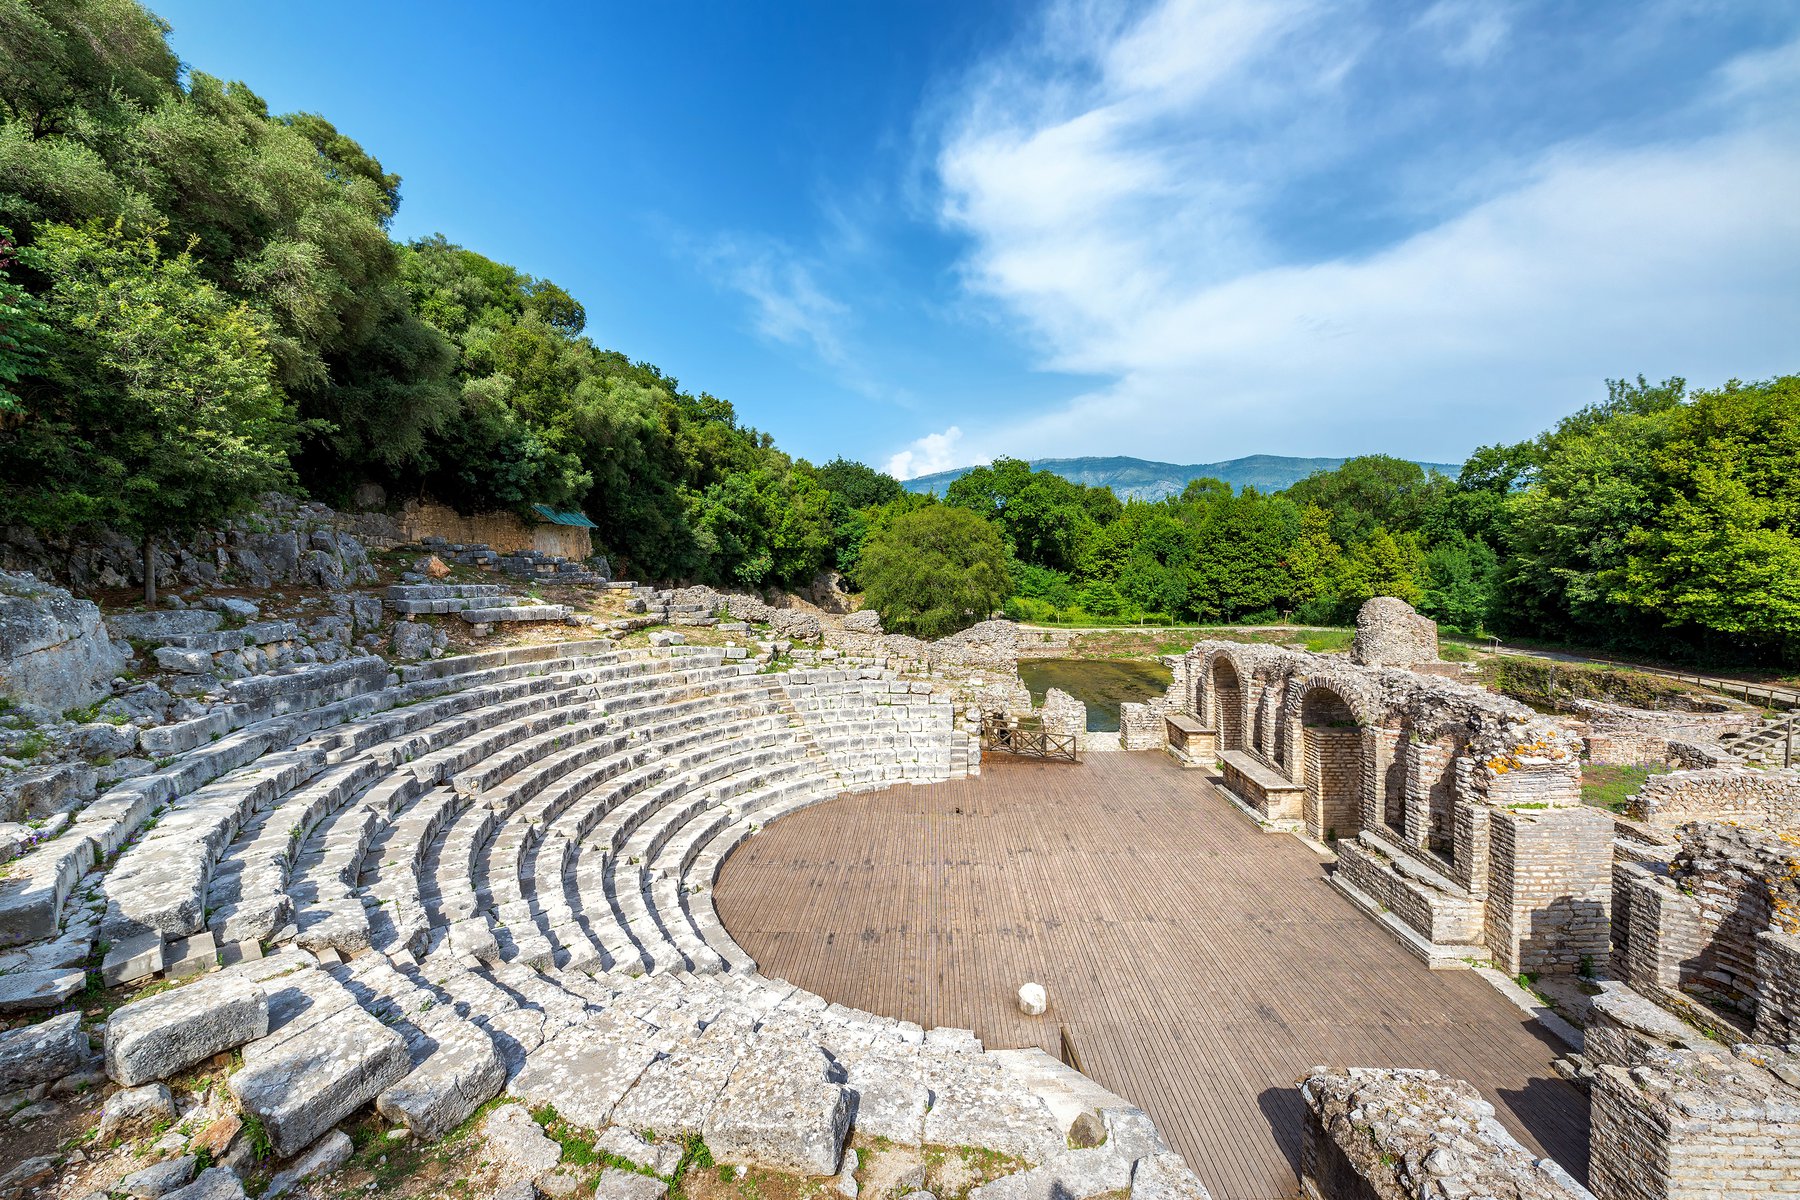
[262,1128,353,1199]
[0,1011,90,1092]
[71,721,140,761]
[106,974,270,1086]
[120,1155,197,1198]
[593,1168,669,1200]
[0,569,129,713]
[98,1081,177,1140]
[163,1167,245,1200]
[390,621,435,661]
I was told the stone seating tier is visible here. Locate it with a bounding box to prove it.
[27,636,1208,1196]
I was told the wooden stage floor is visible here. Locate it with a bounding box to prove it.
[713,752,1590,1200]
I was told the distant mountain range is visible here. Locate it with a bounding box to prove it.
[901,454,1465,501]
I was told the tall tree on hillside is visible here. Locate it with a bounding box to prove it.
[859,505,1009,639]
[0,222,295,603]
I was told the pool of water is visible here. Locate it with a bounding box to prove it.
[1017,657,1174,732]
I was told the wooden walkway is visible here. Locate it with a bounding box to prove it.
[714,753,1590,1200]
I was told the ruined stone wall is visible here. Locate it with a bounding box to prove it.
[1667,823,1800,1017]
[393,500,591,559]
[1754,929,1800,1043]
[1620,864,1707,999]
[1119,698,1172,750]
[1629,767,1800,831]
[1347,597,1440,668]
[1299,1068,1591,1200]
[1590,1044,1800,1200]
[1484,807,1614,976]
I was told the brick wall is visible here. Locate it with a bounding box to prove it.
[1620,867,1705,998]
[1754,930,1800,1043]
[1590,1045,1800,1200]
[1305,728,1362,842]
[1484,807,1613,975]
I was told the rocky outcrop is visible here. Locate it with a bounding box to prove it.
[0,494,378,593]
[0,570,128,714]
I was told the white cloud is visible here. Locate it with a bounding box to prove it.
[885,426,972,480]
[929,1,1800,464]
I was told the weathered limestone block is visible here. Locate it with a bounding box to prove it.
[119,1154,198,1197]
[375,1009,506,1138]
[0,1011,90,1092]
[1590,1044,1800,1200]
[0,568,129,712]
[704,1032,852,1177]
[968,1149,1133,1200]
[597,1127,684,1178]
[107,973,270,1086]
[262,1128,353,1199]
[390,621,434,660]
[1129,1152,1211,1200]
[1348,597,1439,668]
[0,965,86,1012]
[1584,983,1709,1069]
[482,1103,563,1177]
[1300,1068,1591,1200]
[228,1006,410,1157]
[505,1018,658,1128]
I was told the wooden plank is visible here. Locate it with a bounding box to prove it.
[714,753,1591,1200]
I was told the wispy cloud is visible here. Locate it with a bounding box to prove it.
[696,235,850,366]
[924,0,1800,466]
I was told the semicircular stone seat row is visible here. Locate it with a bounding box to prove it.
[5,639,1205,1196]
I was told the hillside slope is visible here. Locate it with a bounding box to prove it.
[902,454,1465,500]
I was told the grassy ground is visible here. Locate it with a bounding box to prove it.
[1043,625,1355,660]
[1580,763,1669,813]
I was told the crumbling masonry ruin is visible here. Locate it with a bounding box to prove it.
[1164,638,1609,976]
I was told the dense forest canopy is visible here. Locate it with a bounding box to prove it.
[0,0,1796,665]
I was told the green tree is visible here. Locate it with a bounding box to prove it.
[2,222,295,602]
[859,505,1010,639]
[0,226,48,412]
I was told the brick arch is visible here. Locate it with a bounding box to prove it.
[1286,678,1375,844]
[1205,650,1250,751]
[1396,719,1467,866]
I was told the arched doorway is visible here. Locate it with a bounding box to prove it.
[1210,658,1244,751]
[1300,687,1364,843]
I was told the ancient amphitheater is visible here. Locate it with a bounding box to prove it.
[2,577,1798,1200]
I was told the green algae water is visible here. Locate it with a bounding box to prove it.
[1017,658,1173,732]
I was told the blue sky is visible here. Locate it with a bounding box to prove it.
[153,0,1800,477]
